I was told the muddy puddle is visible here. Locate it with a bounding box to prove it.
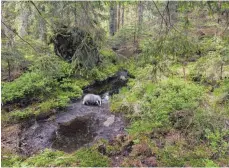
[8,70,130,156]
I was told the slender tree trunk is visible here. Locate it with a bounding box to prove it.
[220,63,223,80]
[38,4,47,42]
[121,4,124,27]
[114,2,117,34]
[19,2,30,37]
[138,1,144,35]
[109,2,117,36]
[117,2,121,30]
[74,2,77,26]
[182,62,187,81]
[133,3,138,43]
[217,0,222,23]
[7,60,11,82]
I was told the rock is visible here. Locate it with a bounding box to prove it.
[103,115,115,127]
[120,75,126,81]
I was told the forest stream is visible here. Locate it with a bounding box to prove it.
[2,70,130,156]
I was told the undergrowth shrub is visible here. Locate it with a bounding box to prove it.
[213,79,229,105]
[111,77,205,135]
[100,48,118,64]
[2,72,57,104]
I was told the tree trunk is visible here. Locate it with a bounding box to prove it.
[138,1,144,35]
[19,2,30,37]
[133,3,138,43]
[182,63,186,81]
[117,2,121,30]
[168,1,178,25]
[109,2,117,36]
[7,60,11,82]
[220,63,223,80]
[121,4,124,27]
[38,4,47,42]
[217,0,222,23]
[74,2,77,26]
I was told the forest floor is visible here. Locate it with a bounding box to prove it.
[1,44,229,167]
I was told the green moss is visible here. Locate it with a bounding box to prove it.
[2,147,110,167]
[1,154,25,167]
[9,109,35,121]
[157,143,217,167]
[22,149,76,167]
[111,77,205,135]
[73,148,110,167]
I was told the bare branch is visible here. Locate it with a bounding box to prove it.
[153,1,180,33]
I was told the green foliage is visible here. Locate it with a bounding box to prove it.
[31,54,72,78]
[6,148,110,167]
[109,25,136,47]
[205,129,229,158]
[111,76,204,135]
[2,75,85,123]
[85,61,120,81]
[2,72,57,104]
[157,143,218,167]
[190,53,220,83]
[214,79,229,104]
[9,108,35,121]
[204,159,219,167]
[59,79,83,97]
[21,149,76,167]
[1,154,25,167]
[1,45,24,67]
[187,107,226,142]
[73,148,110,167]
[141,31,198,63]
[2,2,229,167]
[191,37,229,83]
[100,48,117,63]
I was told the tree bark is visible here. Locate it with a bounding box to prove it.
[19,2,30,37]
[7,59,11,82]
[121,4,124,27]
[220,63,223,80]
[109,2,117,36]
[38,4,47,42]
[74,2,77,26]
[117,2,121,30]
[138,1,144,35]
[182,62,187,81]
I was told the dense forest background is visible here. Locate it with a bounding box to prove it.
[1,1,229,167]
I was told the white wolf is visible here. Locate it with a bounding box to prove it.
[82,94,102,106]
